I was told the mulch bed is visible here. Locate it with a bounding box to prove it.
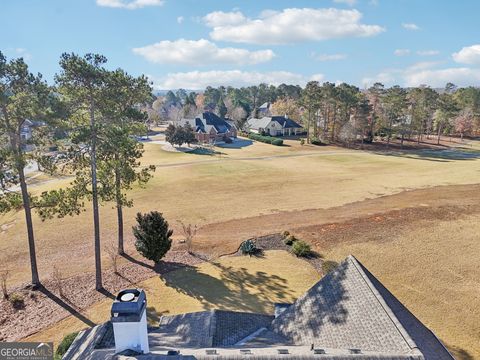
[0,233,327,343]
[0,251,202,342]
[223,233,325,274]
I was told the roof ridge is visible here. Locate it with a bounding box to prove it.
[347,256,422,355]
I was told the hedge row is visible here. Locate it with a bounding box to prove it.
[248,133,283,146]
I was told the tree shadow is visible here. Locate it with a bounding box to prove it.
[120,252,192,275]
[37,285,96,327]
[160,262,296,314]
[96,287,115,300]
[271,261,349,342]
[447,345,475,360]
[216,139,253,149]
[370,148,480,162]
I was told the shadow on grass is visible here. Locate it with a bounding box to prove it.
[190,147,226,156]
[371,148,480,162]
[38,285,96,327]
[216,139,253,149]
[120,253,191,275]
[159,260,296,314]
[446,345,475,360]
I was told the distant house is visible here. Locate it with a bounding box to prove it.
[178,112,237,143]
[246,115,303,136]
[20,119,46,141]
[65,255,454,360]
[258,102,271,115]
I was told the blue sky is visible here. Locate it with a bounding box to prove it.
[2,0,480,90]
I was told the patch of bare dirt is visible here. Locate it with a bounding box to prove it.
[193,183,480,256]
[295,204,480,251]
[0,251,202,342]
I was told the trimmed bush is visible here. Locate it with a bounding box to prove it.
[133,211,173,263]
[300,138,305,146]
[281,230,290,238]
[240,239,258,256]
[322,260,339,274]
[311,138,325,146]
[55,332,79,359]
[291,240,312,257]
[284,234,297,246]
[247,133,282,146]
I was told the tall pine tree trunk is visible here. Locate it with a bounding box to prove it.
[6,114,40,287]
[17,161,40,287]
[89,100,102,290]
[115,164,124,255]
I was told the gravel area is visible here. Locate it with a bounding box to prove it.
[0,251,202,342]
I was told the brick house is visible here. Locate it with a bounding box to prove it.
[178,112,237,143]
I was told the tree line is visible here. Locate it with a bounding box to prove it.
[148,82,479,146]
[0,52,154,290]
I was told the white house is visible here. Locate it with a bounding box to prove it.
[246,115,303,136]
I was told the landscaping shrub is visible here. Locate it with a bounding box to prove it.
[281,230,290,238]
[55,332,79,360]
[291,240,312,257]
[133,211,173,263]
[300,138,305,146]
[311,138,325,146]
[9,293,25,309]
[322,260,339,274]
[240,239,258,256]
[247,133,282,146]
[284,234,297,246]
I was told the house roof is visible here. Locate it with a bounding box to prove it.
[149,310,274,348]
[67,256,453,360]
[247,116,303,130]
[180,112,233,135]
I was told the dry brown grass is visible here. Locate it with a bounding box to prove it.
[25,250,319,347]
[321,212,480,359]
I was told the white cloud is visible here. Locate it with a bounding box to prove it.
[310,74,325,82]
[417,50,440,56]
[402,23,420,31]
[13,48,31,61]
[404,67,480,87]
[394,49,410,56]
[96,0,164,10]
[203,8,385,45]
[333,0,357,6]
[132,39,275,66]
[150,70,323,90]
[312,53,347,61]
[202,11,247,27]
[453,44,480,65]
[177,16,184,24]
[362,61,480,87]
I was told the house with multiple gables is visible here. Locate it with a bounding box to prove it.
[247,115,304,136]
[63,255,453,360]
[178,112,237,143]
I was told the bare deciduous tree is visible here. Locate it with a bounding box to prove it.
[52,266,64,298]
[105,240,120,275]
[1,270,9,299]
[178,221,197,254]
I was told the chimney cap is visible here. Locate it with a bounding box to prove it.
[111,289,147,322]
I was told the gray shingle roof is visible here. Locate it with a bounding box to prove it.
[247,116,302,130]
[149,310,274,348]
[69,256,454,360]
[270,256,453,360]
